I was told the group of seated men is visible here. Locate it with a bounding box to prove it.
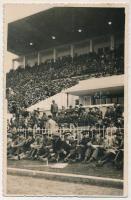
[7,127,124,169]
[56,103,123,128]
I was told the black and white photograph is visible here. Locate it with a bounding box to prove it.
[3,4,127,196]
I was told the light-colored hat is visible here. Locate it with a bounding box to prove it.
[53,131,60,137]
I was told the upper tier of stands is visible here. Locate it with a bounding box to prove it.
[6,46,124,113]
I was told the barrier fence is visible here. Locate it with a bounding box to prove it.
[10,127,124,142]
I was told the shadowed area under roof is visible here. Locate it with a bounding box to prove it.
[7,7,125,55]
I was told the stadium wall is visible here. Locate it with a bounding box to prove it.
[27,91,78,113]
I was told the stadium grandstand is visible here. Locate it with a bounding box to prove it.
[7,7,124,170]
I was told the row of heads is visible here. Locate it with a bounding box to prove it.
[8,129,124,139]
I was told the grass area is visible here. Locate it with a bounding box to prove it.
[7,159,123,179]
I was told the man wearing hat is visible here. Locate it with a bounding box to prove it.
[94,107,103,119]
[28,133,43,159]
[88,107,97,126]
[23,134,35,153]
[60,132,72,161]
[40,112,48,129]
[50,133,63,162]
[11,133,26,160]
[104,106,115,121]
[37,132,52,160]
[78,131,91,161]
[7,134,18,158]
[64,138,78,163]
[78,104,85,116]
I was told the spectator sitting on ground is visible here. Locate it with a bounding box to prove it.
[114,131,124,169]
[37,132,52,161]
[78,131,91,161]
[28,133,43,160]
[96,131,119,167]
[82,132,102,163]
[50,132,63,162]
[63,138,79,163]
[11,133,26,160]
[22,134,35,154]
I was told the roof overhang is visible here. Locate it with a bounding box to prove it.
[7,7,125,55]
[65,75,124,96]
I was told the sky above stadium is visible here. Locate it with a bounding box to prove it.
[4,4,52,72]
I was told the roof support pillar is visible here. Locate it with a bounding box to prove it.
[89,96,92,105]
[89,39,93,52]
[37,52,40,65]
[110,35,115,50]
[23,56,26,68]
[12,60,15,70]
[67,93,69,107]
[53,48,57,62]
[70,44,74,60]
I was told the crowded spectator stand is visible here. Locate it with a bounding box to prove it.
[6,47,124,113]
[6,46,124,170]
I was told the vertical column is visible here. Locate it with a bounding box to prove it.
[23,56,26,68]
[12,59,15,70]
[89,39,93,52]
[37,52,40,65]
[67,93,69,108]
[89,96,92,105]
[70,44,74,59]
[100,91,102,105]
[110,35,115,50]
[53,48,56,62]
[106,97,108,104]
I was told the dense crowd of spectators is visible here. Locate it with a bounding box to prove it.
[8,103,124,130]
[6,45,124,170]
[56,104,124,128]
[6,46,124,112]
[7,109,124,168]
[7,103,124,168]
[7,127,123,169]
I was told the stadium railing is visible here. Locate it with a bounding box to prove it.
[13,127,124,141]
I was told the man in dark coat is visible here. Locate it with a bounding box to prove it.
[50,100,58,118]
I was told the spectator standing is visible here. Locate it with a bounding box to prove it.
[78,104,85,116]
[40,112,48,129]
[46,115,59,135]
[51,100,58,118]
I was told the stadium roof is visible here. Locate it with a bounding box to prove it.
[65,75,124,96]
[7,7,125,55]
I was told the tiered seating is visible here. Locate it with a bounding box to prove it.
[6,47,124,112]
